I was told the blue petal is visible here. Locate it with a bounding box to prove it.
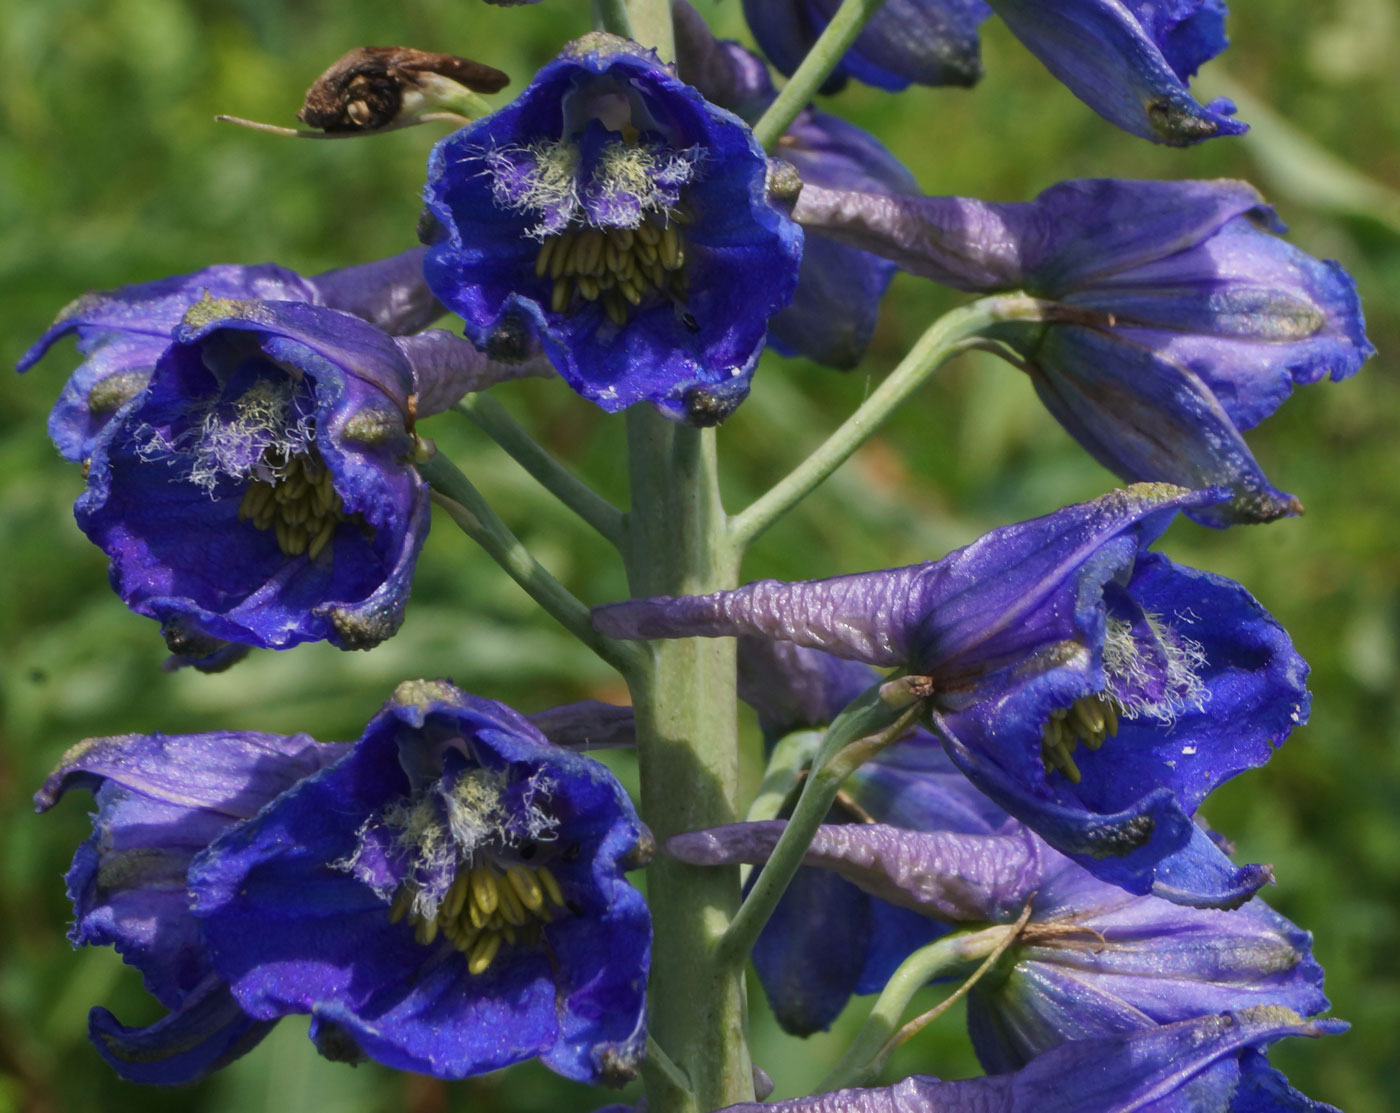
[744,0,990,92]
[989,0,1247,145]
[88,977,274,1086]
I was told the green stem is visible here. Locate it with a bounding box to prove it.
[417,453,642,676]
[730,295,1041,548]
[753,0,891,150]
[625,0,675,61]
[716,693,922,968]
[454,395,626,547]
[591,0,635,38]
[622,408,748,1113]
[819,922,1022,1091]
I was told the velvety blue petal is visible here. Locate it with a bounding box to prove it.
[744,0,989,92]
[88,977,274,1086]
[36,730,345,1007]
[76,301,427,650]
[988,0,1247,145]
[191,683,649,1084]
[673,2,776,119]
[852,897,948,996]
[1004,324,1302,526]
[848,729,1016,835]
[423,40,802,422]
[1126,0,1228,82]
[1230,1050,1344,1113]
[753,867,874,1035]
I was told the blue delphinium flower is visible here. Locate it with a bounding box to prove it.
[987,0,1245,145]
[17,249,443,464]
[672,13,918,369]
[726,638,1326,1041]
[422,33,803,424]
[716,1009,1343,1113]
[34,728,351,1083]
[598,485,1307,906]
[794,178,1373,525]
[741,0,990,93]
[71,295,541,655]
[189,680,652,1084]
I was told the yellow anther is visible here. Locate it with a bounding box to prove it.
[389,887,413,924]
[537,866,565,908]
[1071,699,1105,742]
[603,295,628,327]
[660,223,682,270]
[535,236,557,278]
[635,218,661,247]
[415,914,440,947]
[636,239,659,268]
[608,226,634,251]
[550,232,574,280]
[467,932,501,975]
[1102,701,1119,737]
[454,927,478,953]
[500,923,518,946]
[444,872,470,922]
[506,865,545,913]
[308,518,336,561]
[470,863,499,917]
[577,274,600,301]
[497,878,528,926]
[619,279,643,307]
[552,276,573,313]
[468,897,490,930]
[239,482,273,522]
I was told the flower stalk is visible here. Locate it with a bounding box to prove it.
[623,408,749,1113]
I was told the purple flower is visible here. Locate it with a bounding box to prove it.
[717,1009,1343,1113]
[598,485,1307,905]
[34,728,350,1083]
[188,680,652,1084]
[987,0,1244,145]
[422,34,803,424]
[794,179,1373,525]
[17,249,443,464]
[741,0,990,93]
[674,12,918,369]
[71,295,536,653]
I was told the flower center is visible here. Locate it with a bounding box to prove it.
[534,206,692,327]
[1040,693,1119,784]
[388,858,568,975]
[237,444,346,558]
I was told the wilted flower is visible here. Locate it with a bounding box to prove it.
[189,680,652,1084]
[793,178,1372,524]
[598,485,1307,905]
[17,249,443,464]
[423,33,803,424]
[34,728,350,1083]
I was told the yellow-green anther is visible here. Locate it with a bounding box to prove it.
[389,887,413,924]
[506,865,545,912]
[470,863,499,917]
[467,932,501,975]
[537,866,565,908]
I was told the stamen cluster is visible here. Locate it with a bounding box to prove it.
[237,445,348,558]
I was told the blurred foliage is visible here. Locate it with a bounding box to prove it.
[1,1,1397,1111]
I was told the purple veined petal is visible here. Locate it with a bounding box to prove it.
[792,184,1031,291]
[986,0,1247,146]
[306,246,445,335]
[393,328,553,418]
[673,0,777,120]
[737,637,882,738]
[668,820,1042,924]
[594,485,1218,676]
[526,700,636,751]
[718,1008,1344,1113]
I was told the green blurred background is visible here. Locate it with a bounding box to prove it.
[2,1,1398,1110]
